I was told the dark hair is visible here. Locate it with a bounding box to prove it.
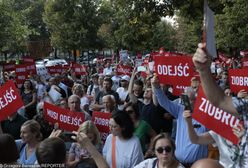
[152,133,176,154]
[123,102,140,119]
[103,77,113,86]
[0,134,19,163]
[36,137,66,166]
[134,80,144,88]
[111,111,134,139]
[21,79,34,92]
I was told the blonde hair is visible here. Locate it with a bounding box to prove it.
[72,83,84,95]
[22,120,43,141]
[77,121,101,145]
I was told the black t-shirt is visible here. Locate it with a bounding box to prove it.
[138,101,173,134]
[1,114,27,139]
[95,90,120,105]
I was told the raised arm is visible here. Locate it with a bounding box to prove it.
[151,75,182,118]
[75,132,109,168]
[193,43,237,116]
[128,67,138,103]
[183,110,214,145]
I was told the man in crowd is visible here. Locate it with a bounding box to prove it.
[101,95,116,113]
[116,75,130,110]
[193,43,248,167]
[68,95,91,121]
[151,75,208,167]
[91,77,119,111]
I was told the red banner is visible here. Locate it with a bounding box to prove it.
[228,68,248,93]
[3,62,16,72]
[92,111,111,143]
[0,80,24,121]
[172,84,188,96]
[15,64,28,88]
[43,102,85,132]
[25,62,37,75]
[241,57,248,68]
[116,64,132,76]
[23,57,35,63]
[71,62,87,75]
[47,65,68,75]
[154,56,194,88]
[192,86,240,144]
[240,50,248,57]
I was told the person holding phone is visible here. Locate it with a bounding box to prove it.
[67,121,102,168]
[183,110,245,168]
[193,43,248,168]
[151,75,208,167]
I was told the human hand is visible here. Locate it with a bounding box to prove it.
[151,74,160,88]
[192,43,211,72]
[237,89,248,99]
[49,129,62,138]
[232,123,245,139]
[72,131,91,147]
[183,110,192,123]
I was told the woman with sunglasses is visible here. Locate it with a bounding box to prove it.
[124,102,157,158]
[135,133,185,168]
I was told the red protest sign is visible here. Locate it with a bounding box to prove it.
[23,57,35,63]
[172,85,188,96]
[47,65,67,75]
[192,86,240,144]
[25,62,37,75]
[43,102,85,132]
[0,80,24,121]
[3,62,16,72]
[228,68,248,93]
[15,64,28,88]
[116,64,132,76]
[154,56,194,87]
[71,63,87,75]
[241,57,248,68]
[240,50,248,57]
[92,111,111,143]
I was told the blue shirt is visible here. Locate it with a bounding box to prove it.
[16,139,37,165]
[155,88,208,163]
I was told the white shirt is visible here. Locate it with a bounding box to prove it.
[103,134,144,168]
[116,87,128,110]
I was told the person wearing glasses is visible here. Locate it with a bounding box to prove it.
[193,43,248,168]
[135,133,185,168]
[151,75,208,167]
[183,110,245,168]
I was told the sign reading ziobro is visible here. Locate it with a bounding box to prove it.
[192,86,241,144]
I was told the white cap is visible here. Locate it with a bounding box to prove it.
[121,75,130,82]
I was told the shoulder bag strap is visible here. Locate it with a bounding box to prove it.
[111,135,117,168]
[152,158,158,168]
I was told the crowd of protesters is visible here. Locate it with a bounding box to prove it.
[0,44,247,168]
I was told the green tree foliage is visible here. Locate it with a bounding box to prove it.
[0,0,30,53]
[150,21,176,51]
[108,0,178,51]
[215,0,248,53]
[43,0,101,51]
[174,15,202,54]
